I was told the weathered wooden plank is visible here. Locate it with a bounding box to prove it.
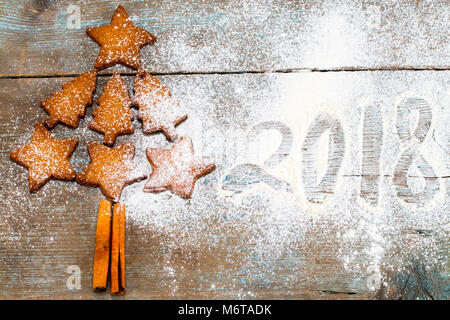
[0,0,449,77]
[0,71,449,299]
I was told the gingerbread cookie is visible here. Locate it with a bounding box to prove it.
[77,142,146,202]
[144,136,215,198]
[89,72,134,146]
[41,70,97,129]
[87,5,157,70]
[10,123,78,192]
[133,71,188,140]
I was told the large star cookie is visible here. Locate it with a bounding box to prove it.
[41,69,97,129]
[144,136,215,198]
[10,123,78,192]
[77,142,146,202]
[87,5,157,70]
[133,71,188,140]
[89,72,134,146]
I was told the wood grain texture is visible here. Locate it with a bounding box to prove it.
[0,72,448,299]
[0,0,449,77]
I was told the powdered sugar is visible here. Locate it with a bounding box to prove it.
[0,0,449,298]
[2,1,448,76]
[133,71,187,140]
[119,71,448,295]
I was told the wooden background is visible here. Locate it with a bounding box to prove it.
[0,0,449,299]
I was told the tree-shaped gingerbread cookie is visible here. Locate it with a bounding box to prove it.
[89,72,134,146]
[41,70,97,129]
[133,71,187,140]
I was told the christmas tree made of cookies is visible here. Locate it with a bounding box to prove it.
[10,5,215,296]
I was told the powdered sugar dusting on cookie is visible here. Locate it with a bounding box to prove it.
[133,71,187,140]
[143,136,215,198]
[89,72,134,146]
[87,5,157,70]
[76,142,146,202]
[41,70,97,129]
[9,123,78,192]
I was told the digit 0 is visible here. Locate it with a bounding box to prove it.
[302,113,345,203]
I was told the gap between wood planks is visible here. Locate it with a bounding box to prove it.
[1,66,450,79]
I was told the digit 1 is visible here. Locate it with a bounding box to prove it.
[360,105,383,206]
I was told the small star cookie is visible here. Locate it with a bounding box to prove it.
[133,71,188,140]
[76,142,146,202]
[41,69,97,129]
[144,136,215,198]
[89,72,134,146]
[87,5,157,70]
[10,123,78,192]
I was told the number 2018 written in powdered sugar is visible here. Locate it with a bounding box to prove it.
[220,96,444,207]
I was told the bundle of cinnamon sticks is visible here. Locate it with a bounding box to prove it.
[92,200,126,296]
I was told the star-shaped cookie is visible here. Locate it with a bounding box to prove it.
[87,5,157,70]
[144,136,215,198]
[10,123,78,192]
[133,71,188,140]
[76,142,146,202]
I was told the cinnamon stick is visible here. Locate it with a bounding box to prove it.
[111,202,126,296]
[92,199,112,291]
[119,202,126,290]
